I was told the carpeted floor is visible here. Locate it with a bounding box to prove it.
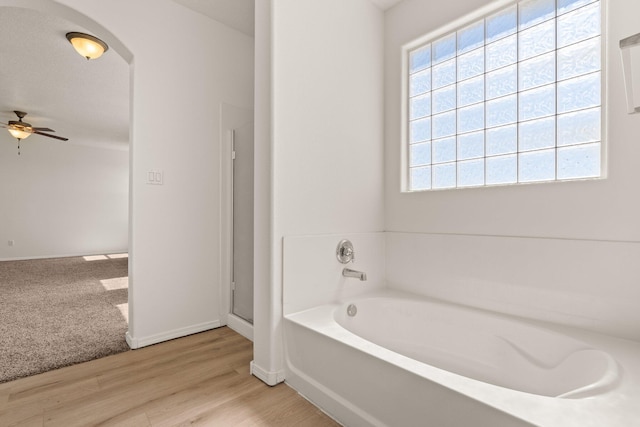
[0,255,130,383]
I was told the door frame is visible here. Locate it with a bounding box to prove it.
[220,103,254,341]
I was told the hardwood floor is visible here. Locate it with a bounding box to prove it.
[0,327,340,426]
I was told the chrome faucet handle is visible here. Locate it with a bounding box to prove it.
[336,239,355,264]
[343,246,354,259]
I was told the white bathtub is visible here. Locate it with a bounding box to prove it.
[284,290,640,427]
[335,295,619,399]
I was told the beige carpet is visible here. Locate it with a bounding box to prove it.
[0,255,130,383]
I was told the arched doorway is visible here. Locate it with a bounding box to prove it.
[0,0,134,380]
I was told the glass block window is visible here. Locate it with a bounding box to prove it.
[407,0,602,191]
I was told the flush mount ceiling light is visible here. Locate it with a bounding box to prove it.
[66,32,109,60]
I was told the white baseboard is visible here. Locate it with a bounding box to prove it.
[125,331,135,349]
[250,361,286,386]
[0,249,129,262]
[227,313,253,341]
[125,320,221,349]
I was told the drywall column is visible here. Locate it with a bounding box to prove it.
[251,0,280,384]
[252,0,385,384]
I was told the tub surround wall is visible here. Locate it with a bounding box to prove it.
[283,233,386,316]
[281,232,640,343]
[386,232,640,342]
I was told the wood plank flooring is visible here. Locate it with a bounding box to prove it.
[0,327,340,426]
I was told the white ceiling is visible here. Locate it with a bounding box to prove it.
[173,0,256,36]
[172,0,405,38]
[0,1,404,150]
[0,7,130,149]
[370,0,404,10]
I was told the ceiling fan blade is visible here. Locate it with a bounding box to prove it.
[33,131,69,141]
[32,127,55,132]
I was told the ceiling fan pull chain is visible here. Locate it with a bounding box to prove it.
[17,139,20,155]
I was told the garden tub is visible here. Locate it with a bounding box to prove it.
[284,290,640,426]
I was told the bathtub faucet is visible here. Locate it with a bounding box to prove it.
[342,268,367,281]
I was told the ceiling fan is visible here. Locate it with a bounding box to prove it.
[2,110,69,154]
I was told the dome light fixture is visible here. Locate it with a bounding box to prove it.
[7,125,32,140]
[6,111,33,141]
[6,114,33,156]
[66,32,109,60]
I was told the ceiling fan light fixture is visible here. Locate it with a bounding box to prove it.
[66,32,109,60]
[7,127,32,140]
[7,124,32,140]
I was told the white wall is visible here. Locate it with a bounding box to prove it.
[253,0,385,384]
[0,141,128,260]
[382,0,640,340]
[384,0,640,242]
[5,0,255,347]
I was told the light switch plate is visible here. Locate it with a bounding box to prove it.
[147,170,164,185]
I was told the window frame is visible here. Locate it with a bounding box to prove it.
[400,0,608,193]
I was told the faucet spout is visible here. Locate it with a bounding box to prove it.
[342,268,367,281]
